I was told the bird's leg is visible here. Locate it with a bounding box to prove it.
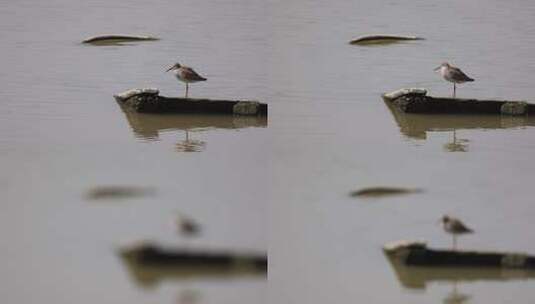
[453,83,456,98]
[185,83,189,98]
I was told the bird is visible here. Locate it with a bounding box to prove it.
[166,62,207,98]
[434,62,474,98]
[174,212,201,237]
[440,215,474,250]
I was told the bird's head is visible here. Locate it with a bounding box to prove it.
[166,63,181,72]
[441,215,451,224]
[434,62,450,72]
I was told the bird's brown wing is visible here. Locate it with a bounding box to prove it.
[182,66,207,81]
[451,66,474,82]
[451,219,474,233]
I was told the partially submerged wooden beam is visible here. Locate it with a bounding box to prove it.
[384,241,535,289]
[82,35,159,44]
[384,240,535,289]
[120,242,267,268]
[384,98,535,139]
[119,241,266,287]
[383,88,535,115]
[114,88,267,115]
[350,35,424,45]
[384,240,535,269]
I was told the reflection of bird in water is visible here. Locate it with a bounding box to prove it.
[175,130,206,152]
[434,62,474,98]
[166,62,207,98]
[443,282,471,304]
[441,215,474,250]
[443,129,469,152]
[178,290,201,304]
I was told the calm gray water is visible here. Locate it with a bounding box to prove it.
[1,0,535,303]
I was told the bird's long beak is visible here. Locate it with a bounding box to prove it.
[166,66,174,72]
[433,66,441,72]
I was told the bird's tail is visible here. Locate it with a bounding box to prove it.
[466,77,474,82]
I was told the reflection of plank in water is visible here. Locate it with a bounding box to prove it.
[119,242,267,288]
[118,104,267,140]
[384,100,535,139]
[383,241,535,289]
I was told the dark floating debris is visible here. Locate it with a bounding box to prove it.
[350,34,424,45]
[383,88,535,115]
[384,240,535,270]
[82,34,159,45]
[114,88,268,115]
[350,187,422,198]
[119,241,267,287]
[86,186,155,200]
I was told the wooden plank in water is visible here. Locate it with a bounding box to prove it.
[120,242,267,269]
[382,88,534,115]
[114,88,267,115]
[384,240,535,269]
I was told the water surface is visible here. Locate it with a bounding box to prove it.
[2,0,535,303]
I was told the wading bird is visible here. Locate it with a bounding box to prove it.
[434,62,474,98]
[441,215,473,250]
[166,62,207,98]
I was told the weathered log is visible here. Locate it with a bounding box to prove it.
[384,240,535,289]
[119,241,266,287]
[382,88,535,115]
[120,242,267,268]
[350,35,424,45]
[384,240,535,269]
[82,34,159,44]
[384,97,535,139]
[114,88,267,115]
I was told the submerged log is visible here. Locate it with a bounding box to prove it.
[119,241,266,287]
[384,241,535,289]
[114,88,267,115]
[384,240,535,269]
[82,35,159,44]
[383,88,535,115]
[120,241,267,269]
[350,35,424,45]
[384,98,535,140]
